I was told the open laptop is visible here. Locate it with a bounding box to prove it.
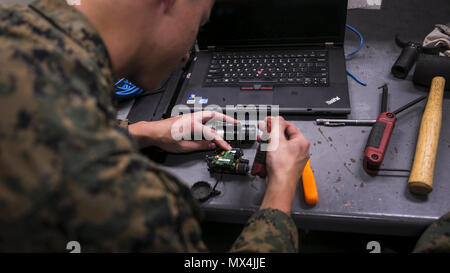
[174,0,350,115]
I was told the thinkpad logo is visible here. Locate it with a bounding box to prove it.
[326,96,341,105]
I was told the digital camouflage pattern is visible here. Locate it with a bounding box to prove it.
[0,0,299,252]
[414,212,450,253]
[231,209,298,252]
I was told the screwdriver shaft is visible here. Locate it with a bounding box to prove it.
[393,95,427,115]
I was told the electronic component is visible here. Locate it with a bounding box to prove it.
[206,148,249,175]
[213,122,257,145]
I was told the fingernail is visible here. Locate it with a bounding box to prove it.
[209,143,216,149]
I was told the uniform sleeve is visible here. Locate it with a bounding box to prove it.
[413,212,450,253]
[230,209,299,253]
[0,41,207,253]
[117,119,130,131]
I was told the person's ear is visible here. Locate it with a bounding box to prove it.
[161,0,176,13]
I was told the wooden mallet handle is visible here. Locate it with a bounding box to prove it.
[408,77,446,195]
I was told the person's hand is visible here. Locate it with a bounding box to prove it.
[128,111,237,153]
[259,117,310,215]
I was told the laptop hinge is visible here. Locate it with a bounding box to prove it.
[325,42,335,48]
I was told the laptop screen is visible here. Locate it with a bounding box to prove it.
[198,0,348,49]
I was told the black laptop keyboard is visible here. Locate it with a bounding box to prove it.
[204,50,329,89]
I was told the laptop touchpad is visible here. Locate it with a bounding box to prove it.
[238,91,274,105]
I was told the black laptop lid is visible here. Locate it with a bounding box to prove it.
[198,0,348,49]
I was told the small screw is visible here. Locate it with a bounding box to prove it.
[386,113,394,118]
[371,154,379,160]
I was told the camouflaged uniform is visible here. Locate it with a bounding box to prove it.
[414,212,450,253]
[0,0,298,252]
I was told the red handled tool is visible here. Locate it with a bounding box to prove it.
[363,84,427,174]
[363,84,396,174]
[251,118,271,178]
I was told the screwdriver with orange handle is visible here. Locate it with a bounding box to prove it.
[302,159,318,205]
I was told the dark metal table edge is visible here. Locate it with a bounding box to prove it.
[201,206,437,237]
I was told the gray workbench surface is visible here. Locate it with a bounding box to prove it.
[161,0,450,236]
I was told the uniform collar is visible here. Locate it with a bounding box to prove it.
[29,0,113,73]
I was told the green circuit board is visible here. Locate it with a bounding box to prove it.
[211,151,236,166]
[206,148,249,175]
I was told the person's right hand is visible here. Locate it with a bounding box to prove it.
[259,117,310,215]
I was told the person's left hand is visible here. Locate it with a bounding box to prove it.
[128,111,237,153]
